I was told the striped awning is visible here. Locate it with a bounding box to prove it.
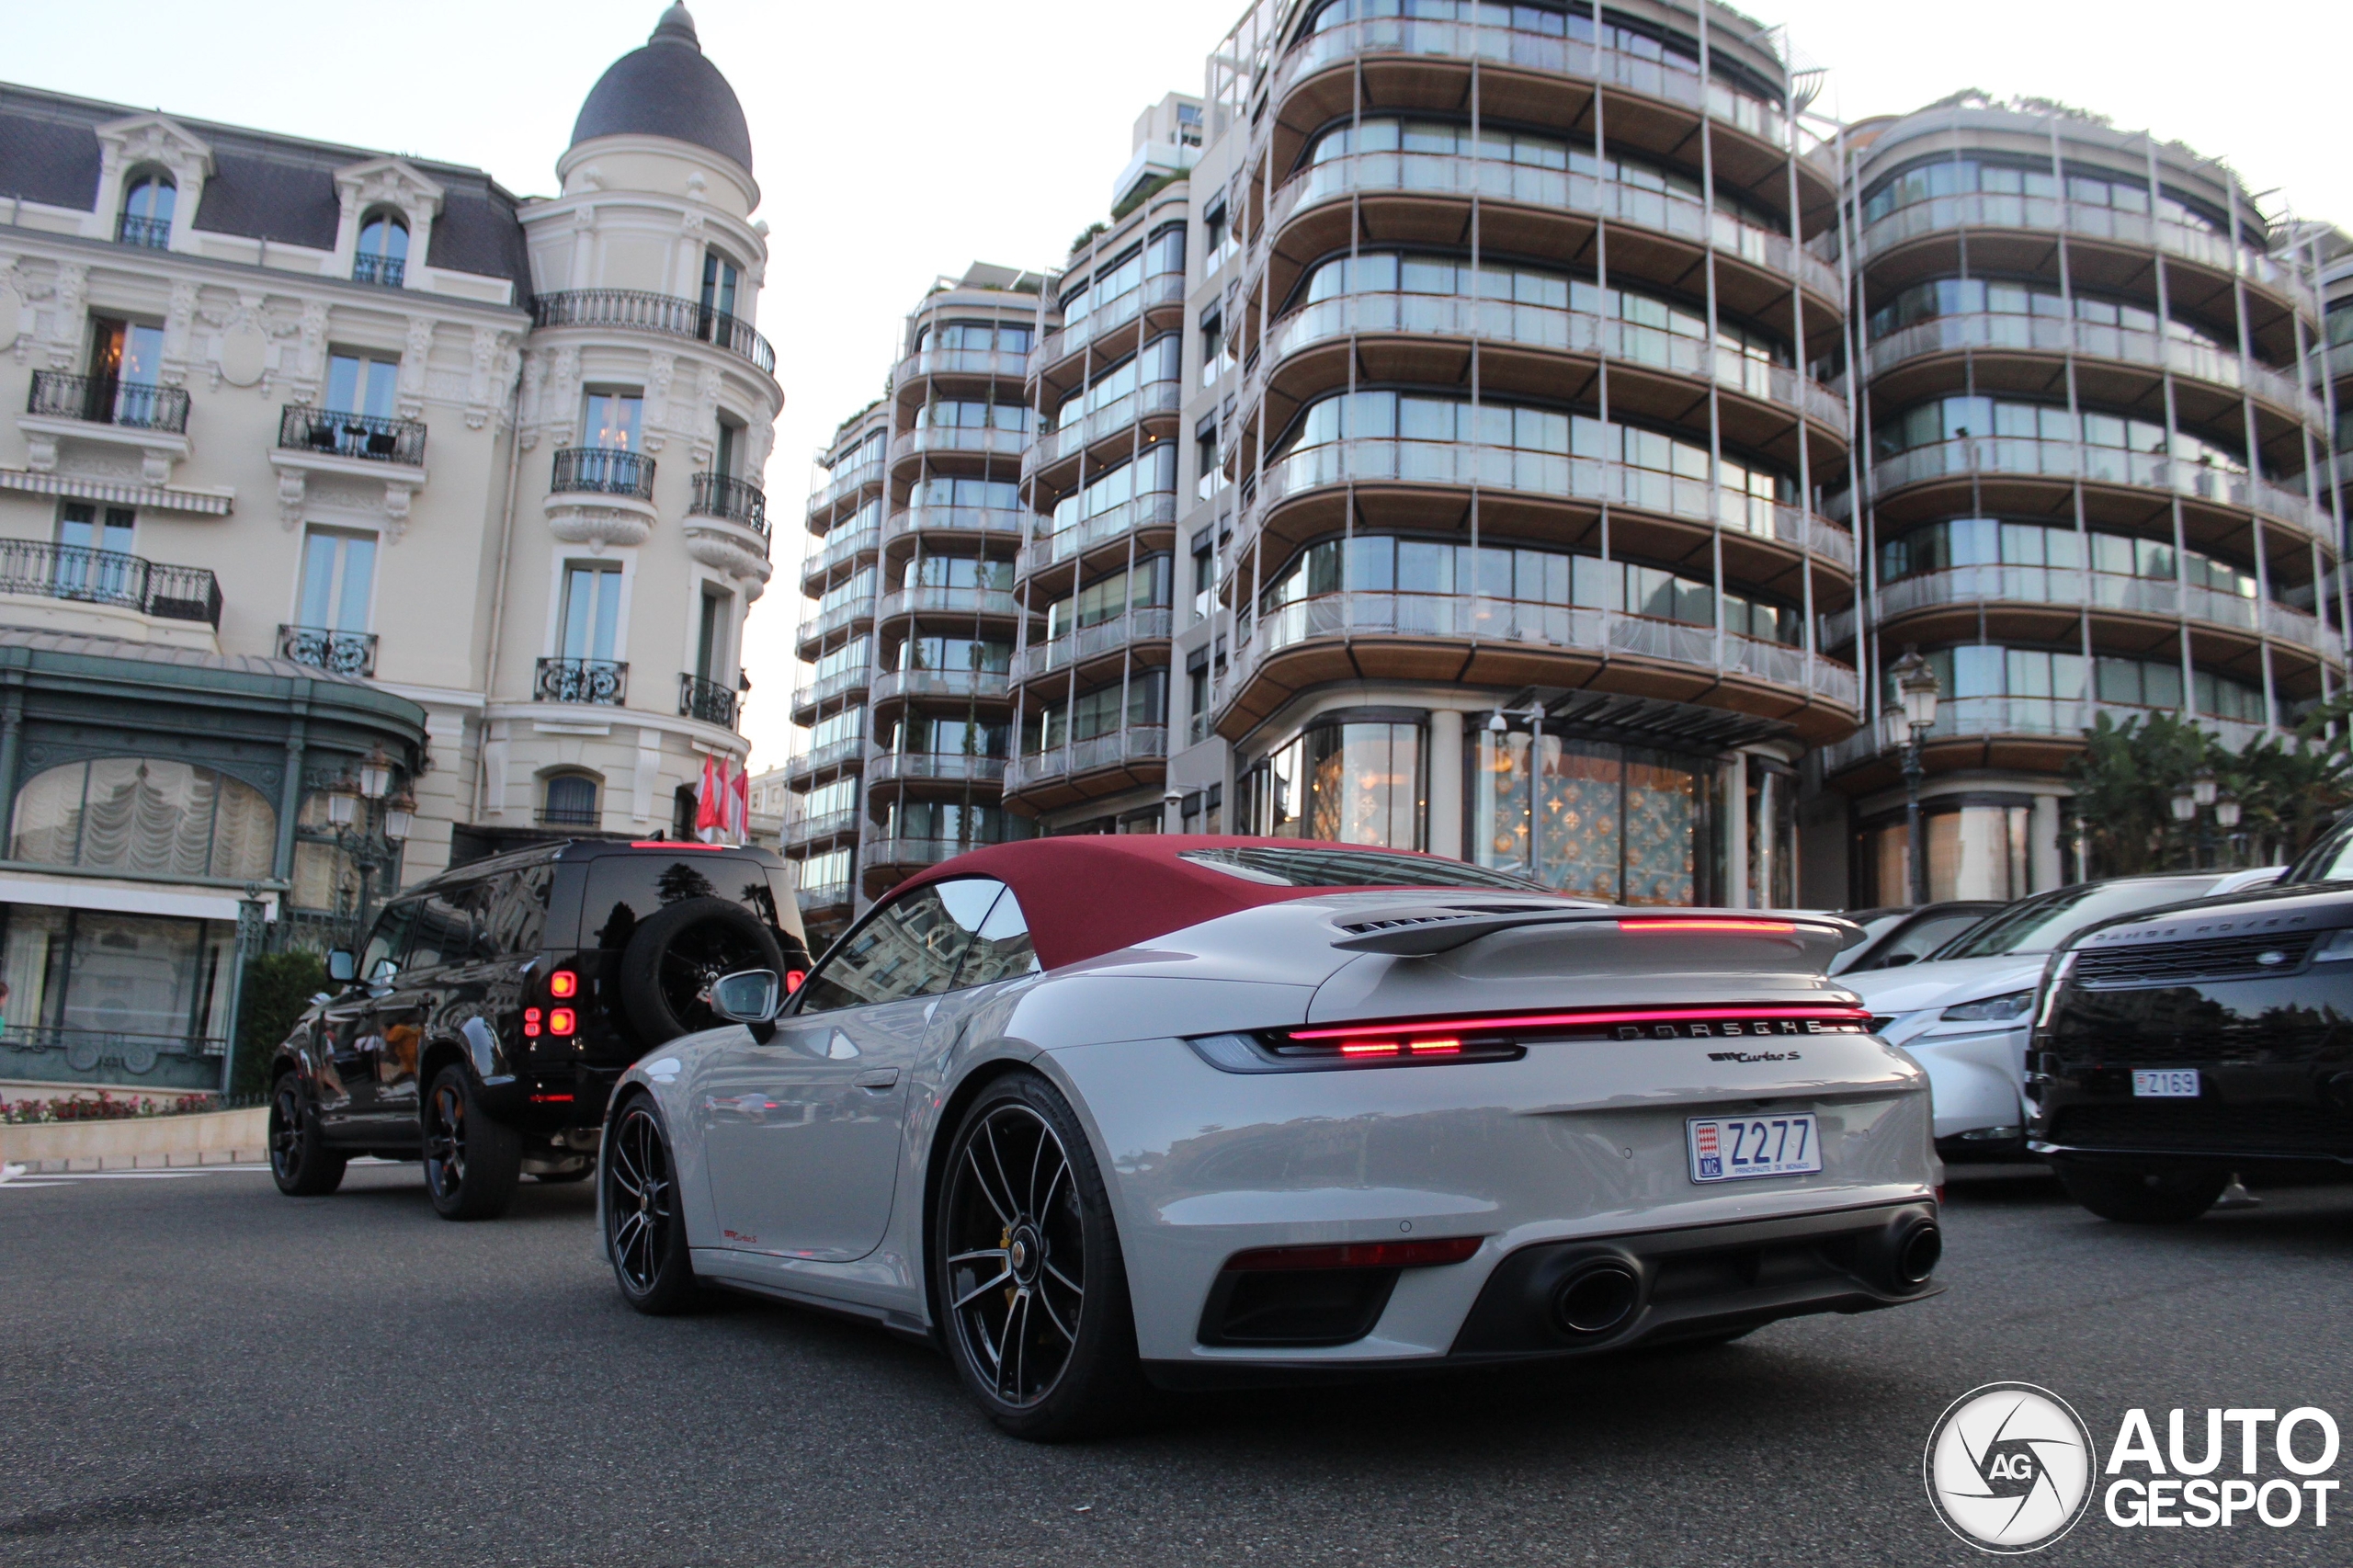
[0,467,234,517]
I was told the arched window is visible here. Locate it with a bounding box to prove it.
[356,210,409,287]
[119,171,175,249]
[11,759,275,880]
[542,774,600,828]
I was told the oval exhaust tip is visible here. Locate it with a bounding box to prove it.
[1897,1221,1943,1287]
[1553,1263,1641,1336]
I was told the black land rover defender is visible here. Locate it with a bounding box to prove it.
[267,840,811,1219]
[2028,816,2353,1222]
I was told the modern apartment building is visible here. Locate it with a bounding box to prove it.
[1825,97,2344,903]
[0,4,778,1094]
[779,0,2344,921]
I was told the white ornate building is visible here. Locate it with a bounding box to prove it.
[0,6,779,1094]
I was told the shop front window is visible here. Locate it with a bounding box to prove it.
[1245,719,1423,851]
[0,904,237,1088]
[10,759,275,881]
[1859,803,2034,905]
[1471,730,1714,904]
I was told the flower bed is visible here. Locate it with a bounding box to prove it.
[2,1090,224,1125]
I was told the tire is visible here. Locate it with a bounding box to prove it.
[267,1075,347,1197]
[618,897,786,1045]
[934,1073,1151,1440]
[604,1096,697,1313]
[421,1064,522,1221]
[2054,1161,2230,1224]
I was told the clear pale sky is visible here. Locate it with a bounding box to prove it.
[7,0,2341,770]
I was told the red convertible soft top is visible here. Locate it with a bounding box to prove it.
[889,835,1534,971]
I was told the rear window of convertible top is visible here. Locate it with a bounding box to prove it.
[1178,846,1546,892]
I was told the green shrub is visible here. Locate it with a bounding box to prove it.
[230,950,329,1099]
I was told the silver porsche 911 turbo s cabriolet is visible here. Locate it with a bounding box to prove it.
[598,837,1943,1437]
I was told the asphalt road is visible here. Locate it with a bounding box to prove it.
[2,1159,2347,1568]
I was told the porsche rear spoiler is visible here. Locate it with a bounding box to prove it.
[1329,907,1853,956]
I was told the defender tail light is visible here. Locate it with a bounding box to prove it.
[548,970,579,1000]
[549,1008,578,1038]
[523,1008,543,1039]
[785,970,807,994]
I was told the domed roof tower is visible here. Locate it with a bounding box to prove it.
[569,4,753,176]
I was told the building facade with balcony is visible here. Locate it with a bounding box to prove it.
[772,1,2344,916]
[0,4,778,1095]
[1823,97,2345,904]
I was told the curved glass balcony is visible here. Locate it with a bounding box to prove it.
[1275,17,1806,158]
[784,735,866,781]
[1868,313,2323,427]
[1269,153,1839,303]
[895,346,1031,389]
[868,752,1008,786]
[877,585,1020,621]
[793,881,853,916]
[871,668,1009,705]
[1824,565,2344,663]
[1250,438,1855,569]
[1031,273,1185,372]
[1846,436,2325,541]
[796,597,873,651]
[1012,607,1173,681]
[1025,381,1185,475]
[791,665,872,716]
[1234,590,1857,710]
[1825,695,2268,772]
[784,807,861,849]
[1846,195,2314,314]
[1260,290,1847,429]
[1008,727,1168,790]
[890,424,1029,464]
[807,458,884,517]
[801,521,880,590]
[861,837,996,874]
[885,506,1029,545]
[1017,494,1182,576]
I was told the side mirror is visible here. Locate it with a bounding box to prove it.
[710,969,784,1027]
[327,949,358,984]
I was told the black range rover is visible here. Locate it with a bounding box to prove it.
[267,840,811,1219]
[2029,820,2353,1222]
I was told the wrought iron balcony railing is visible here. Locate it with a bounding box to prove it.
[535,657,628,705]
[278,404,427,466]
[0,539,221,627]
[27,370,190,434]
[551,447,654,500]
[352,252,405,287]
[277,625,379,676]
[531,290,778,376]
[679,673,740,727]
[689,472,768,535]
[115,212,171,250]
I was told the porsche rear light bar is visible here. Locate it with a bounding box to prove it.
[1189,1006,1870,1074]
[1617,916,1800,935]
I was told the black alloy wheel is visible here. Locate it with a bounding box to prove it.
[267,1077,347,1197]
[421,1064,522,1221]
[936,1074,1149,1439]
[605,1097,697,1312]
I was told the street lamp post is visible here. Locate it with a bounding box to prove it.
[327,745,414,931]
[1491,703,1546,882]
[1888,648,1941,906]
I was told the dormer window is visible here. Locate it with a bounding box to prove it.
[118,172,175,249]
[356,210,409,287]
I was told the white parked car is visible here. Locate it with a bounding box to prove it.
[597,837,1944,1437]
[1847,869,2283,1156]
